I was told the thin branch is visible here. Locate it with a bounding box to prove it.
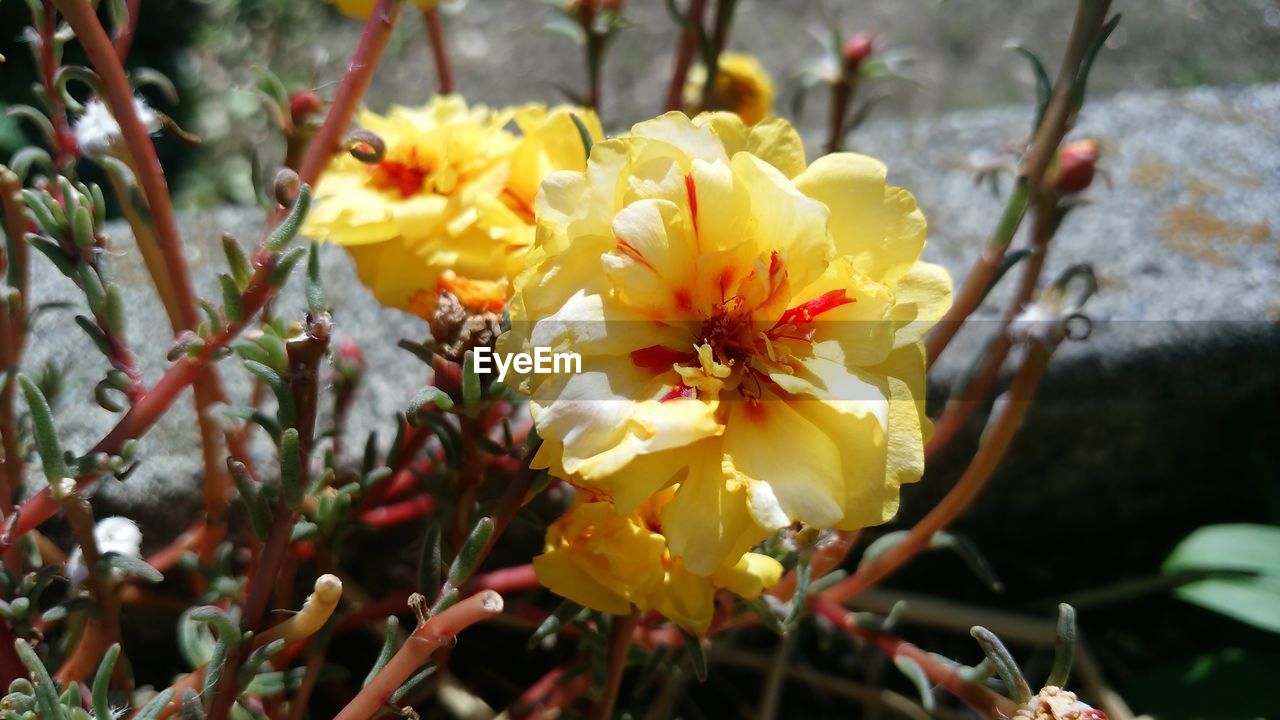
[591,609,640,720]
[334,591,505,720]
[811,598,1019,719]
[823,341,1058,603]
[295,0,406,189]
[422,5,455,94]
[924,0,1112,366]
[664,0,707,111]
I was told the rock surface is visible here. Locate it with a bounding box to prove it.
[18,82,1280,562]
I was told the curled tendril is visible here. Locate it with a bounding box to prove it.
[273,168,302,207]
[94,379,129,413]
[1064,313,1093,342]
[1047,263,1099,315]
[155,112,202,144]
[55,66,105,114]
[6,105,56,145]
[129,67,180,106]
[343,129,386,164]
[8,147,56,182]
[1008,263,1099,348]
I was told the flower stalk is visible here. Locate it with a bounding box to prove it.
[334,590,504,720]
[810,598,1019,719]
[295,0,406,191]
[824,340,1059,603]
[925,0,1114,366]
[664,0,708,111]
[0,169,30,518]
[421,5,455,94]
[591,608,640,720]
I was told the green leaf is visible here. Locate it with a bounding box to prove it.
[280,428,304,508]
[133,689,176,720]
[92,644,120,720]
[14,639,66,720]
[101,552,163,583]
[362,617,400,688]
[1009,44,1051,132]
[18,374,68,484]
[305,242,325,315]
[528,600,585,648]
[407,387,454,419]
[461,350,481,408]
[1164,523,1280,634]
[418,524,442,600]
[447,517,494,586]
[679,629,707,682]
[222,234,252,289]
[265,184,312,252]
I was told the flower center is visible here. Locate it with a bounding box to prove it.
[366,147,440,198]
[631,289,856,402]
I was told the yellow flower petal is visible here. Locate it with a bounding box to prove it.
[794,153,927,283]
[711,552,784,599]
[660,440,767,576]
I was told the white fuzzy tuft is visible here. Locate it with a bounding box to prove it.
[73,97,161,157]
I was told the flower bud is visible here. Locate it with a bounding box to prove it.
[1013,686,1107,720]
[1048,139,1101,195]
[289,90,324,127]
[842,32,875,73]
[335,338,365,374]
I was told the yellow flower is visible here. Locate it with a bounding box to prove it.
[533,489,782,634]
[685,52,775,125]
[303,96,601,318]
[501,112,951,576]
[324,0,439,20]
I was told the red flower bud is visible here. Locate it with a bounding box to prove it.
[1050,139,1101,195]
[334,337,366,382]
[289,90,324,127]
[842,32,875,72]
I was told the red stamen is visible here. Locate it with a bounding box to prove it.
[368,148,431,198]
[685,173,699,242]
[660,385,696,402]
[630,344,694,370]
[775,289,856,328]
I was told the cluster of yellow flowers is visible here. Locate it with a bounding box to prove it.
[305,56,949,634]
[304,97,603,318]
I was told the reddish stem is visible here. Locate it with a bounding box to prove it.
[0,253,279,554]
[334,591,504,720]
[591,608,640,720]
[925,0,1112,366]
[52,0,198,329]
[359,421,432,510]
[0,173,31,518]
[822,341,1056,603]
[472,563,539,595]
[810,598,1018,719]
[357,494,435,528]
[421,5,455,94]
[926,199,1055,460]
[39,1,78,169]
[295,0,405,190]
[509,660,592,720]
[111,0,143,61]
[665,0,707,111]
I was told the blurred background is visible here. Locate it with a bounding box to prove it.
[4,0,1280,207]
[2,1,1278,718]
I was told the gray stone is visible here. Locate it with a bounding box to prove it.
[18,82,1280,560]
